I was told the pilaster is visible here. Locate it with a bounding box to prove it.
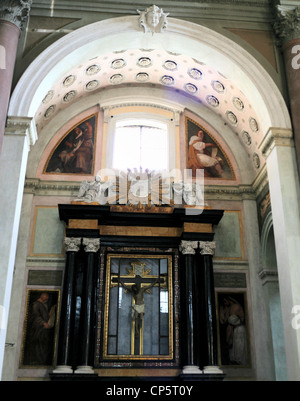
[273,5,300,175]
[259,126,300,380]
[0,117,36,379]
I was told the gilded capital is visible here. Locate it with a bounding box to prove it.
[199,241,216,256]
[64,237,81,253]
[82,238,100,253]
[179,240,198,255]
[0,0,32,30]
[273,5,300,45]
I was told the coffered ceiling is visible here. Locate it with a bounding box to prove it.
[35,48,263,171]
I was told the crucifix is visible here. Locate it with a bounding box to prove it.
[111,260,166,355]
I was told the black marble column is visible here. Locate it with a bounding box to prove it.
[75,238,100,374]
[199,241,223,374]
[179,240,202,375]
[53,237,81,373]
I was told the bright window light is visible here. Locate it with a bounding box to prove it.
[112,119,168,171]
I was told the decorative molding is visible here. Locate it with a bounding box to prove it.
[82,238,100,253]
[137,5,169,34]
[0,0,32,30]
[24,177,260,200]
[273,5,300,45]
[259,127,294,159]
[26,257,65,266]
[101,102,182,115]
[258,269,278,286]
[252,164,268,197]
[179,240,198,255]
[199,241,216,256]
[5,116,37,149]
[64,237,81,253]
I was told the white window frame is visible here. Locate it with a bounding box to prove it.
[106,111,176,172]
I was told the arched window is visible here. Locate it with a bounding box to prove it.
[106,111,176,172]
[112,119,168,171]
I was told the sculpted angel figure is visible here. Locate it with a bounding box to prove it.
[76,175,102,202]
[172,181,204,206]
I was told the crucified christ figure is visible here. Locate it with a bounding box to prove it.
[119,278,160,335]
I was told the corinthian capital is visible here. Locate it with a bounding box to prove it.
[0,0,32,30]
[82,238,100,253]
[273,5,300,45]
[64,237,81,253]
[179,240,198,255]
[199,241,216,256]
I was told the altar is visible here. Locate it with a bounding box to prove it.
[50,202,224,381]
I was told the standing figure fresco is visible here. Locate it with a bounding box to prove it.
[21,290,59,367]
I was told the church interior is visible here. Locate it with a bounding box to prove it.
[1,0,300,382]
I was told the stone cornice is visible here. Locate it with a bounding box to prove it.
[273,5,300,45]
[31,0,272,22]
[24,177,265,200]
[0,0,32,30]
[258,268,278,285]
[259,127,294,159]
[5,116,37,149]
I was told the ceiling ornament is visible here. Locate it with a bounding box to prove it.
[188,68,203,80]
[137,5,169,34]
[184,83,198,94]
[242,131,252,146]
[163,60,178,71]
[44,105,56,119]
[42,90,54,104]
[63,91,77,103]
[249,117,259,132]
[137,57,152,67]
[136,72,150,82]
[86,65,101,75]
[211,80,225,93]
[63,75,76,87]
[85,80,100,91]
[206,95,219,108]
[226,111,238,126]
[111,59,126,69]
[160,75,175,86]
[110,74,124,85]
[233,97,244,111]
[253,153,260,169]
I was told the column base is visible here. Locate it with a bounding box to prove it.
[52,365,73,374]
[181,365,203,374]
[74,365,94,374]
[203,365,223,374]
